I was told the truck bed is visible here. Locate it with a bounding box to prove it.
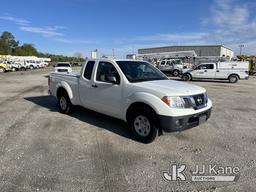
[49,72,81,105]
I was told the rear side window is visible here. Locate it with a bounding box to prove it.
[83,61,95,80]
[208,64,214,69]
[197,64,214,70]
[202,64,214,69]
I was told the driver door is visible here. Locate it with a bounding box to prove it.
[192,64,214,78]
[86,61,122,118]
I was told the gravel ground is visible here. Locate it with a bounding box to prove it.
[0,68,256,192]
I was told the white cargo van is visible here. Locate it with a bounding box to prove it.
[182,62,249,83]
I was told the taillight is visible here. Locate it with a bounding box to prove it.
[245,71,249,74]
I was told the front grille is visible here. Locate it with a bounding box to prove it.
[183,97,193,108]
[192,94,206,109]
[181,93,208,110]
[193,94,205,106]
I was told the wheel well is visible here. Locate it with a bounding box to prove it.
[126,102,157,122]
[228,74,240,79]
[57,87,68,99]
[184,73,192,79]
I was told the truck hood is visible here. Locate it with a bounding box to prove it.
[182,68,193,73]
[134,80,206,96]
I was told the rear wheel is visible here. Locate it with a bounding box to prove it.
[128,108,158,143]
[182,73,191,81]
[228,75,239,83]
[172,69,180,77]
[30,65,34,69]
[57,92,72,114]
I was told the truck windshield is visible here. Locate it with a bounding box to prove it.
[116,61,168,83]
[57,63,70,67]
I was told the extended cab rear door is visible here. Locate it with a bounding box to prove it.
[79,60,97,108]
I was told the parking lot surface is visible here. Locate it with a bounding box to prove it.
[0,69,256,192]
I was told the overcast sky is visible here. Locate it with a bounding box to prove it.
[0,0,256,58]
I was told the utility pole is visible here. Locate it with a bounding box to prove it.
[239,44,245,56]
[112,48,115,58]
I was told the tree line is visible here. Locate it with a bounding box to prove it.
[0,31,85,62]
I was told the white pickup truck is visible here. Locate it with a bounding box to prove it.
[182,62,249,83]
[159,59,183,77]
[48,59,212,143]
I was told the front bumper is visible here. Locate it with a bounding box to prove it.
[158,108,212,132]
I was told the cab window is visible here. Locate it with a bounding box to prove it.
[96,62,120,84]
[195,64,214,70]
[166,61,171,65]
[160,61,165,65]
[83,61,95,80]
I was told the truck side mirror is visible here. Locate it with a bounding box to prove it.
[106,74,119,84]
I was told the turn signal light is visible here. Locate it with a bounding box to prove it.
[161,96,170,106]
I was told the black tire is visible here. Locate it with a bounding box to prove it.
[57,92,72,114]
[128,108,158,143]
[0,67,6,73]
[182,73,191,81]
[228,75,239,83]
[172,70,180,77]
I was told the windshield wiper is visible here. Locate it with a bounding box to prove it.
[131,77,167,82]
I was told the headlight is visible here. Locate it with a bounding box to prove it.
[204,92,208,104]
[162,96,186,108]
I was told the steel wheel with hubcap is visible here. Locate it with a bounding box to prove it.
[172,70,179,77]
[228,75,239,83]
[60,96,67,111]
[129,108,158,143]
[57,92,72,114]
[134,115,151,137]
[182,73,191,81]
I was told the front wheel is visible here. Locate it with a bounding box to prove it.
[0,67,5,73]
[129,110,158,143]
[182,73,191,81]
[228,75,239,83]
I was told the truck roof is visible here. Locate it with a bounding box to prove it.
[87,58,145,62]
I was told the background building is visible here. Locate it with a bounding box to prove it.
[135,45,234,65]
[138,45,234,58]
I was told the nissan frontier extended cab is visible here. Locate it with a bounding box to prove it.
[48,59,212,143]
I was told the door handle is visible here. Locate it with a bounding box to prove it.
[216,70,220,72]
[204,70,207,72]
[92,84,98,88]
